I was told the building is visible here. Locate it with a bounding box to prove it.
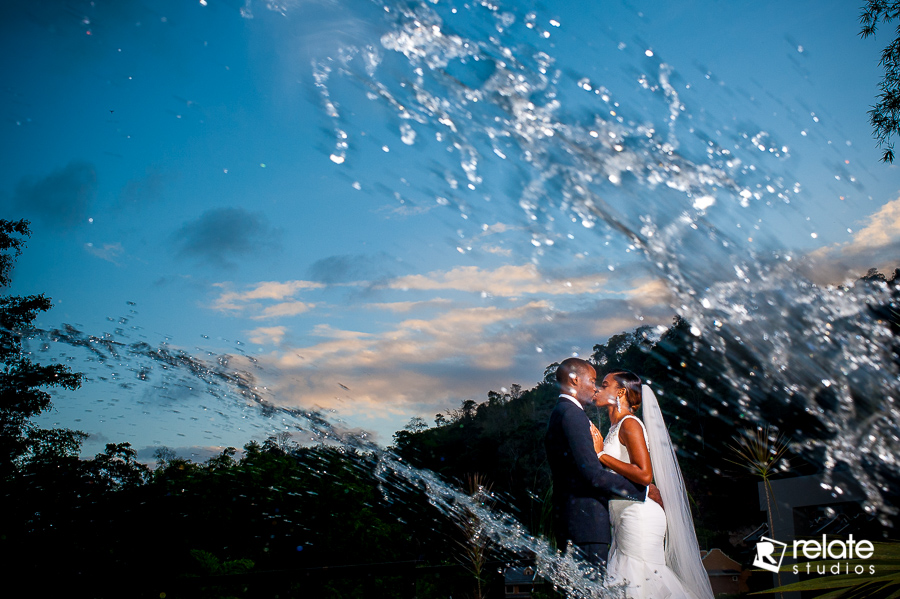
[701,548,751,596]
[504,565,542,598]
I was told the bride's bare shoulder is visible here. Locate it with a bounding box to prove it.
[619,416,646,441]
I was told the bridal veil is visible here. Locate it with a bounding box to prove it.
[642,384,715,599]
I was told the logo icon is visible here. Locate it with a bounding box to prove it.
[754,536,788,573]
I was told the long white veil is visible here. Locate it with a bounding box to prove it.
[642,384,715,599]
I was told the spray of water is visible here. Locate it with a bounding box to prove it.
[16,0,900,595]
[305,0,899,519]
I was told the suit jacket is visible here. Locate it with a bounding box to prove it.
[545,397,646,544]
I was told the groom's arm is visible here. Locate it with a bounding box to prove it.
[561,408,646,501]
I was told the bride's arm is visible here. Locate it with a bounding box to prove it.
[598,419,653,486]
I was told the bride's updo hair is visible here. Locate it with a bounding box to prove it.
[608,370,642,410]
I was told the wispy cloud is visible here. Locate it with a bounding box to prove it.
[478,223,515,236]
[174,208,281,268]
[258,301,314,319]
[215,280,324,305]
[483,245,513,256]
[119,169,166,209]
[836,197,900,253]
[310,324,374,339]
[306,252,403,285]
[468,222,518,255]
[804,196,900,283]
[386,264,609,296]
[620,278,672,306]
[84,242,124,264]
[11,161,97,229]
[248,326,287,345]
[261,301,552,415]
[212,280,323,319]
[282,302,545,372]
[249,283,673,440]
[366,298,454,312]
[376,203,435,218]
[211,263,673,442]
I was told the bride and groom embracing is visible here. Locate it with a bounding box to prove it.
[545,358,714,599]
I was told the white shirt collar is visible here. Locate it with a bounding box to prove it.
[559,393,584,410]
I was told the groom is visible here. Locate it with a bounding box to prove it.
[545,357,649,565]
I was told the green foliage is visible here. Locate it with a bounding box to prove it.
[0,219,30,287]
[728,428,791,593]
[187,549,256,599]
[190,549,255,576]
[394,376,561,538]
[860,1,900,162]
[2,439,462,597]
[0,219,84,477]
[452,473,495,599]
[22,426,89,465]
[726,428,791,529]
[86,442,151,490]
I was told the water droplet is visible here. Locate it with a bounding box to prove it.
[692,195,715,210]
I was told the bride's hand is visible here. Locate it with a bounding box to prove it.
[590,421,604,454]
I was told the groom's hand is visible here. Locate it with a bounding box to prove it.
[648,484,664,510]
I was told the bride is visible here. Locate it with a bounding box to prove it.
[592,370,714,599]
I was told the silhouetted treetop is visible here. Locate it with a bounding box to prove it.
[0,219,84,477]
[860,1,900,162]
[0,219,30,288]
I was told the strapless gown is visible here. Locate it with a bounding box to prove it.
[603,416,699,599]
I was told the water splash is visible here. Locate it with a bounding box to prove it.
[302,0,898,519]
[13,0,900,594]
[27,311,634,595]
[372,447,630,599]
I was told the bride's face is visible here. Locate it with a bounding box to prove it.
[595,374,624,408]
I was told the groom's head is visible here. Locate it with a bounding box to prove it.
[556,358,597,406]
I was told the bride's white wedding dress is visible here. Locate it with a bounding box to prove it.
[603,416,696,598]
[602,386,714,599]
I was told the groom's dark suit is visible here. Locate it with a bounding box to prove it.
[545,395,646,563]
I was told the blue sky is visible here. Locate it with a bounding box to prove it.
[2,0,898,456]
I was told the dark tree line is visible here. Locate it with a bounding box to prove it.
[2,218,898,598]
[0,219,511,598]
